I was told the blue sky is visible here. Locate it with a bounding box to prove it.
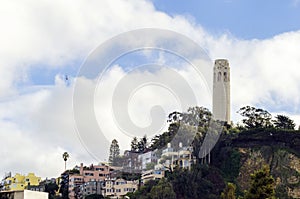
[152,0,300,39]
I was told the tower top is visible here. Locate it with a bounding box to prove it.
[213,59,230,123]
[214,59,229,68]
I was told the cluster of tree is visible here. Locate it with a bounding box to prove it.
[127,178,176,199]
[130,135,148,153]
[108,136,149,166]
[151,106,213,151]
[44,182,59,199]
[106,105,297,198]
[220,166,275,199]
[237,106,296,130]
[128,164,225,199]
[108,106,220,166]
[128,164,275,199]
[59,171,70,199]
[108,105,298,166]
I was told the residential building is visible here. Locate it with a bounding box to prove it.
[26,178,57,194]
[79,180,103,198]
[138,150,157,171]
[0,190,48,199]
[157,143,178,170]
[2,173,41,191]
[122,150,140,173]
[68,174,84,198]
[141,170,165,184]
[68,163,115,199]
[103,178,138,198]
[177,147,194,169]
[173,147,194,170]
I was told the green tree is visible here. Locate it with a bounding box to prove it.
[146,162,156,170]
[59,171,70,199]
[221,183,236,199]
[244,166,275,199]
[131,137,139,152]
[138,135,148,153]
[168,165,222,198]
[62,152,69,171]
[182,106,212,128]
[128,179,158,199]
[167,111,182,123]
[108,139,120,165]
[150,178,176,199]
[273,115,295,130]
[237,106,272,129]
[45,182,59,199]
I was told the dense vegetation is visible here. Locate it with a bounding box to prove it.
[124,106,300,199]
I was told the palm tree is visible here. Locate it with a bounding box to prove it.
[62,152,69,171]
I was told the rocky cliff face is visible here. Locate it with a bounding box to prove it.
[236,147,300,198]
[212,129,300,198]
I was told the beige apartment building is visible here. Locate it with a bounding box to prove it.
[103,178,138,198]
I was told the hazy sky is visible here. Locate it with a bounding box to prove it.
[0,0,300,178]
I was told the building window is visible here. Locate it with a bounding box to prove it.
[218,72,221,81]
[214,72,216,82]
[224,72,227,82]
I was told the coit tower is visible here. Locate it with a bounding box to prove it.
[213,59,230,124]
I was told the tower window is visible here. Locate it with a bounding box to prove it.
[224,72,227,81]
[217,72,221,81]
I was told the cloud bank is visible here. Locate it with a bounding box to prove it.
[0,0,300,178]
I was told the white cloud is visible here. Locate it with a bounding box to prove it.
[0,0,300,179]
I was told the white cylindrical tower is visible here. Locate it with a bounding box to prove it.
[213,59,230,123]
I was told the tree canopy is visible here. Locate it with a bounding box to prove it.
[221,183,236,199]
[273,114,295,130]
[243,166,275,199]
[109,139,120,165]
[150,178,176,199]
[237,106,272,129]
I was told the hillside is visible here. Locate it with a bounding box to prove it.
[129,128,300,199]
[212,129,300,198]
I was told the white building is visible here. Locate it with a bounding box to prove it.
[138,150,157,171]
[0,190,48,199]
[141,170,165,184]
[213,59,231,123]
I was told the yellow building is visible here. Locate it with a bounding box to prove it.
[4,173,41,191]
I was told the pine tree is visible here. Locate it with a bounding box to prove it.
[273,115,295,130]
[244,166,275,199]
[108,139,120,165]
[221,183,236,199]
[150,178,176,199]
[138,135,147,152]
[131,137,139,152]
